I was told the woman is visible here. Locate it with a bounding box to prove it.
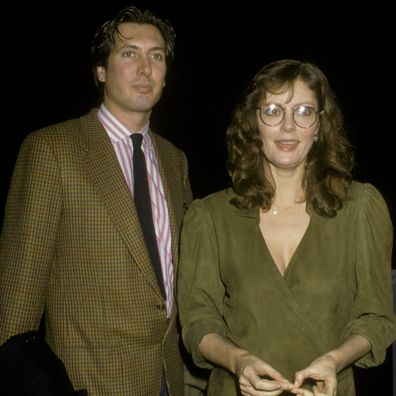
[177,59,396,395]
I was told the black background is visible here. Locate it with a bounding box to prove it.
[1,1,394,394]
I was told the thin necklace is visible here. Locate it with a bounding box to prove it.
[270,201,305,215]
[271,205,294,215]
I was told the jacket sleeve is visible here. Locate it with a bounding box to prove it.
[0,132,62,344]
[180,150,193,210]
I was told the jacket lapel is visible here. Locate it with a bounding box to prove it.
[79,111,163,298]
[151,134,180,272]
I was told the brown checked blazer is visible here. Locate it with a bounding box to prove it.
[0,109,193,395]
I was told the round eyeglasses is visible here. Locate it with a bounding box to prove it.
[258,103,321,128]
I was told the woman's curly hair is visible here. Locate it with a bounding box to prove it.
[226,59,355,217]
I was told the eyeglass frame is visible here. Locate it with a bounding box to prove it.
[257,103,323,129]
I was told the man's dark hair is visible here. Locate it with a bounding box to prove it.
[90,6,175,88]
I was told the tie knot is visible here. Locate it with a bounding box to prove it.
[131,133,143,149]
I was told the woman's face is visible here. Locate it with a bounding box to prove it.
[257,79,320,173]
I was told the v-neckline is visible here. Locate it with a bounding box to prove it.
[259,212,313,279]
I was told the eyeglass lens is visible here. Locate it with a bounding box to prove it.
[260,104,318,128]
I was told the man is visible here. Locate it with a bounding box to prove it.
[0,6,195,395]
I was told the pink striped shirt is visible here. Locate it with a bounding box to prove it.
[97,105,173,316]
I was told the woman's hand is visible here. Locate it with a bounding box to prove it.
[290,386,329,396]
[291,354,337,396]
[235,352,294,395]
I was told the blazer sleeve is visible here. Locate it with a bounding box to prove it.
[0,132,62,343]
[180,150,193,210]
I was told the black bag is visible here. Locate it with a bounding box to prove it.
[0,331,87,396]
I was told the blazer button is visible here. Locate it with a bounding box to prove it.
[156,303,166,310]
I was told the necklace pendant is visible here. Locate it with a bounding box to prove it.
[272,209,278,215]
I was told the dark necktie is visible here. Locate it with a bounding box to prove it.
[131,133,165,297]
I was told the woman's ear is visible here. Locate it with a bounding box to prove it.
[97,66,106,83]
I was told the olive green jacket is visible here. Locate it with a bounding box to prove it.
[178,183,396,396]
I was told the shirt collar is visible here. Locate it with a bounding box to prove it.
[97,104,151,144]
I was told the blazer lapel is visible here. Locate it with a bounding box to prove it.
[151,134,181,271]
[79,111,163,298]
